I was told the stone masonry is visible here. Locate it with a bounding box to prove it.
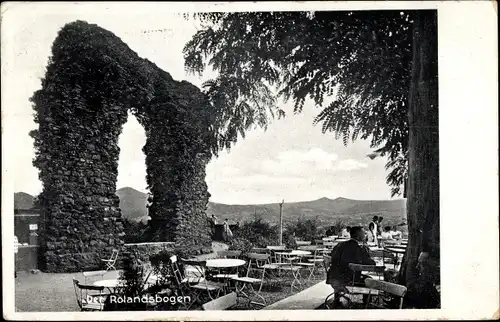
[30,21,213,272]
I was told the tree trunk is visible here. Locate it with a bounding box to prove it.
[398,10,440,308]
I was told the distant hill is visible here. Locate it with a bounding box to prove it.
[14,192,35,209]
[116,187,149,223]
[14,187,407,229]
[207,196,407,228]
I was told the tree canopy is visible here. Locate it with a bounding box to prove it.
[183,11,414,196]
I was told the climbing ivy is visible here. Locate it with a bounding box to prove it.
[30,20,213,272]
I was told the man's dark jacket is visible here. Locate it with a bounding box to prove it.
[326,239,376,285]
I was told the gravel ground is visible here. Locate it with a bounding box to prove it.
[14,242,326,312]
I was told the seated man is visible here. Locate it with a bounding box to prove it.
[390,226,403,239]
[326,226,376,307]
[381,226,393,239]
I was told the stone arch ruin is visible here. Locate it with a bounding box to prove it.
[30,21,213,272]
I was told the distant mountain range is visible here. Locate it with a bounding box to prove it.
[14,187,407,228]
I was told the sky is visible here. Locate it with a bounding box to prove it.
[3,5,397,205]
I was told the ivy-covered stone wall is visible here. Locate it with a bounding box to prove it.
[30,21,213,273]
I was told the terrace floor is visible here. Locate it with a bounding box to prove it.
[15,269,121,312]
[15,242,230,312]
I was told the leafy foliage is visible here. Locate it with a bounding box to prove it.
[328,219,347,236]
[283,217,321,241]
[228,237,254,253]
[183,11,414,196]
[232,216,279,248]
[113,251,151,310]
[30,20,213,262]
[122,219,149,244]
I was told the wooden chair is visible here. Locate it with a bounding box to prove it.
[181,258,225,305]
[250,247,270,254]
[349,263,385,283]
[346,263,384,304]
[365,278,407,309]
[169,255,193,305]
[217,250,242,259]
[141,262,155,289]
[314,239,324,246]
[231,253,269,307]
[322,241,337,252]
[202,292,238,311]
[277,252,304,292]
[297,245,321,280]
[380,238,397,248]
[72,278,106,311]
[369,248,397,269]
[101,249,119,271]
[266,245,287,264]
[82,270,107,285]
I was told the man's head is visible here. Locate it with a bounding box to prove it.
[349,226,365,242]
[378,217,384,223]
[372,215,379,222]
[384,226,391,232]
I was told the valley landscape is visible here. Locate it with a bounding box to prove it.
[15,187,407,229]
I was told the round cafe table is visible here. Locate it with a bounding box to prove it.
[93,279,125,293]
[206,258,246,269]
[206,259,246,289]
[275,250,311,258]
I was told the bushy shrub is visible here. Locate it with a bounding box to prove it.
[284,217,320,241]
[228,237,253,253]
[232,217,279,250]
[106,248,194,311]
[105,250,151,310]
[122,219,149,244]
[329,220,346,236]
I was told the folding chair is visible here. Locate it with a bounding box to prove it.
[202,292,238,310]
[365,278,407,309]
[346,263,384,305]
[380,238,397,248]
[369,248,397,269]
[322,242,337,254]
[296,245,321,280]
[141,262,156,289]
[266,245,287,265]
[72,278,107,311]
[101,249,119,271]
[231,253,270,307]
[369,248,385,266]
[181,258,225,307]
[217,250,242,259]
[277,252,303,292]
[314,239,324,246]
[82,270,107,285]
[169,255,192,300]
[250,247,270,254]
[349,263,385,283]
